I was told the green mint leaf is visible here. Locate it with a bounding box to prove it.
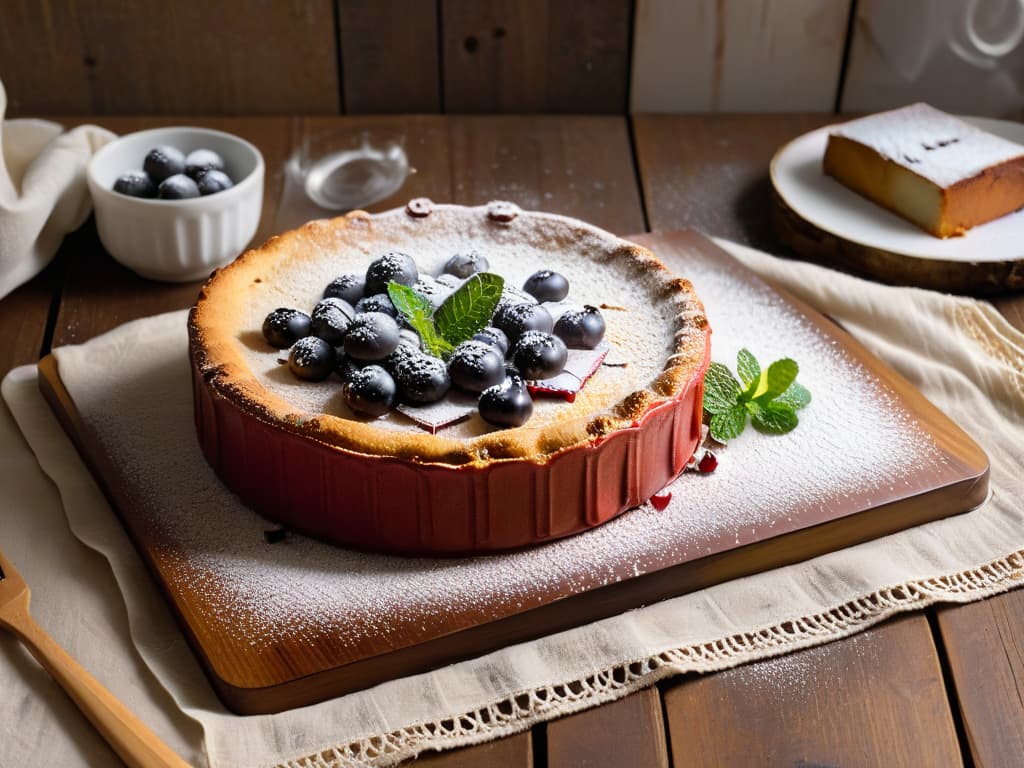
[387,280,432,318]
[736,348,761,390]
[776,380,811,410]
[704,350,809,439]
[703,362,742,415]
[419,325,455,358]
[751,401,799,434]
[753,358,799,403]
[387,282,453,358]
[709,403,748,442]
[434,272,505,346]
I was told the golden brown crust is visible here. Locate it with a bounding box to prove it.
[189,203,708,467]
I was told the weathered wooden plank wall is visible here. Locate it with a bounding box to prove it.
[1,0,635,116]
[0,0,340,115]
[2,0,1022,117]
[439,0,632,113]
[338,0,441,113]
[839,0,1024,120]
[629,0,852,113]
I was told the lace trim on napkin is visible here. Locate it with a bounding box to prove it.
[279,548,1024,768]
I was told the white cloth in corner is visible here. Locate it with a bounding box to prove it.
[0,78,115,300]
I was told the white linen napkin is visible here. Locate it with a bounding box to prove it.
[0,78,115,300]
[1,240,1023,768]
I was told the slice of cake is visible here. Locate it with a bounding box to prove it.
[823,103,1024,238]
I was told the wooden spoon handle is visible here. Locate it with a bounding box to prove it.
[2,595,191,768]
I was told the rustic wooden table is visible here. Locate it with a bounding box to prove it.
[3,114,1022,767]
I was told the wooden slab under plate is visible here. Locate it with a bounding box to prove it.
[772,191,1024,295]
[38,231,989,715]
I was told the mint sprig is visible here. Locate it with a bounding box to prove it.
[388,283,453,358]
[387,272,505,359]
[702,348,811,441]
[434,272,504,345]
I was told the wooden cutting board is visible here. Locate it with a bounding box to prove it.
[38,230,989,715]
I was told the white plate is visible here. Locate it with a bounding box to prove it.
[770,116,1024,263]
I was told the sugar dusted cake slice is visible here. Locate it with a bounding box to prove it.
[823,103,1024,238]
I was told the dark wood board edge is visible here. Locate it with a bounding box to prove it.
[37,278,990,716]
[226,474,985,714]
[772,189,1024,296]
[35,230,991,713]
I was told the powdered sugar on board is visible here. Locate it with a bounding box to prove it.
[55,251,947,652]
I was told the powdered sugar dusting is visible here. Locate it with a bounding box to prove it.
[235,206,681,441]
[831,102,1024,188]
[56,243,946,655]
[736,630,873,701]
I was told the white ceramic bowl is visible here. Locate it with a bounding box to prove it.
[87,126,264,282]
